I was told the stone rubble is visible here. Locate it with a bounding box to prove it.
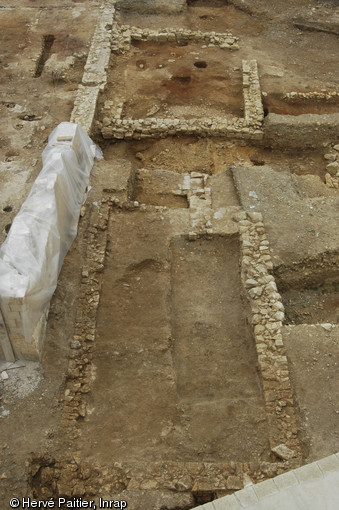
[174,172,213,240]
[44,54,76,82]
[29,457,298,499]
[272,443,296,461]
[323,143,339,189]
[62,200,110,429]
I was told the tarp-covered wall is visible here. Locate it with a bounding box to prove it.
[0,122,101,360]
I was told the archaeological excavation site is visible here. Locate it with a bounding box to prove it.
[0,0,338,509]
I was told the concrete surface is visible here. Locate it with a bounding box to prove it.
[193,453,339,510]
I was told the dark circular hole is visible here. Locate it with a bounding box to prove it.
[171,75,191,84]
[194,61,207,69]
[5,224,11,234]
[250,158,266,166]
[136,59,146,70]
[3,205,12,212]
[264,107,269,117]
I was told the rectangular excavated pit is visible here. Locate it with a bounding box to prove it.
[275,253,339,325]
[134,168,189,208]
[80,215,270,464]
[102,41,243,120]
[34,34,55,78]
[279,278,339,325]
[170,235,269,461]
[263,94,339,116]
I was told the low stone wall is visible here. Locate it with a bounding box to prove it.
[63,200,110,425]
[243,60,264,126]
[284,90,339,102]
[111,24,238,53]
[233,211,301,461]
[70,0,116,133]
[264,112,339,148]
[101,116,263,140]
[71,84,102,136]
[126,25,238,48]
[101,60,264,140]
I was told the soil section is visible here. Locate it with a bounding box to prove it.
[97,138,329,181]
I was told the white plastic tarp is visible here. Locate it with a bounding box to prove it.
[0,122,101,342]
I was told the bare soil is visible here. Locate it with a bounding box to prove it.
[263,95,339,116]
[0,0,97,242]
[100,138,328,180]
[106,42,244,119]
[283,325,339,462]
[282,279,339,324]
[0,0,339,508]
